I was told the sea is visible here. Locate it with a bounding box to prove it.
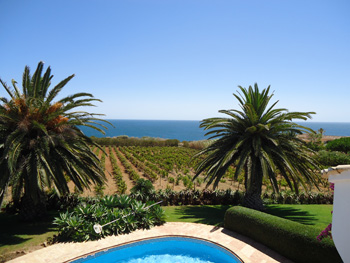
[79,120,350,142]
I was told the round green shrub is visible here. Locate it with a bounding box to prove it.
[316,150,350,166]
[326,137,350,153]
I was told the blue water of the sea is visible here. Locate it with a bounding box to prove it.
[80,120,207,141]
[79,120,350,141]
[296,122,350,137]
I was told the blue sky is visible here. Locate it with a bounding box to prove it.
[1,0,349,122]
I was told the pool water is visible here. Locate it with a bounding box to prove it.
[121,254,213,263]
[72,237,242,263]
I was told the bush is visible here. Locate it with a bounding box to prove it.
[224,206,341,263]
[316,150,350,167]
[53,195,165,242]
[168,176,175,184]
[261,191,333,205]
[130,179,156,202]
[326,137,350,153]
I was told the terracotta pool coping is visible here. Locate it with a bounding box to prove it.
[7,222,293,263]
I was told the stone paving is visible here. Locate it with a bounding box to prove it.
[8,222,293,263]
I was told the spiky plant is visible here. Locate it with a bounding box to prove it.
[0,61,109,220]
[194,84,321,211]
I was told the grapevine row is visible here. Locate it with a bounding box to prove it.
[108,146,127,194]
[123,146,199,175]
[118,147,159,182]
[112,146,140,182]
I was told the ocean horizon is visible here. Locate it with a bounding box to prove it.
[80,120,350,142]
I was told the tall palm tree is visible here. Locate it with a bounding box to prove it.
[0,62,109,220]
[194,84,320,211]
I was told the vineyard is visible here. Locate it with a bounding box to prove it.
[68,145,329,197]
[69,146,235,197]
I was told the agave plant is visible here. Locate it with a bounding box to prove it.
[0,62,110,220]
[53,196,165,242]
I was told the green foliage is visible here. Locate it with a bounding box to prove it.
[94,183,105,198]
[131,179,155,194]
[0,62,109,220]
[92,136,179,147]
[182,140,209,150]
[100,149,106,171]
[130,179,156,202]
[305,129,326,151]
[315,150,350,167]
[195,177,203,187]
[168,176,175,184]
[53,196,165,242]
[265,204,333,230]
[194,84,320,211]
[163,205,230,225]
[108,146,127,194]
[182,175,193,189]
[326,137,350,153]
[224,206,341,263]
[261,191,333,205]
[113,146,140,182]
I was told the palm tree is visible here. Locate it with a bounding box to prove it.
[194,84,320,211]
[0,62,109,220]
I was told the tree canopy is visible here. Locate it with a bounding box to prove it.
[194,84,321,210]
[0,62,109,220]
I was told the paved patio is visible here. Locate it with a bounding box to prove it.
[8,222,293,263]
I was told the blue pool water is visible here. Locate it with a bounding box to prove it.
[72,237,242,263]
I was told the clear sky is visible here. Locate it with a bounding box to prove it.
[1,0,349,122]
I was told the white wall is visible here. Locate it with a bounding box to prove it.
[327,167,350,263]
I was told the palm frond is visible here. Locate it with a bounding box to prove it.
[194,83,320,206]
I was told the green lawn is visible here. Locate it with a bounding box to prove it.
[265,204,333,231]
[163,205,230,226]
[0,211,58,262]
[163,204,332,230]
[0,204,333,262]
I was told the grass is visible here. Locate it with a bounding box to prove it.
[163,205,230,226]
[163,204,333,230]
[0,211,58,262]
[265,204,333,230]
[0,204,333,262]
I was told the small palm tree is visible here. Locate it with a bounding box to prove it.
[194,84,320,211]
[0,62,109,220]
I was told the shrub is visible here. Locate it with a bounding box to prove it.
[130,179,156,202]
[168,176,175,184]
[94,183,105,198]
[326,137,350,153]
[91,136,179,147]
[224,206,341,263]
[261,191,333,205]
[316,150,350,167]
[131,179,155,194]
[53,196,165,242]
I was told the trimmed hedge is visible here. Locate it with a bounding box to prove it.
[224,206,342,263]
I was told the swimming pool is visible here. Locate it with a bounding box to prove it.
[70,236,243,263]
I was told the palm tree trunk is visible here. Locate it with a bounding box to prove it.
[0,185,7,209]
[243,190,265,211]
[19,193,47,221]
[243,160,265,211]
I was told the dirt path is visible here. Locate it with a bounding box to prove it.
[100,146,118,195]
